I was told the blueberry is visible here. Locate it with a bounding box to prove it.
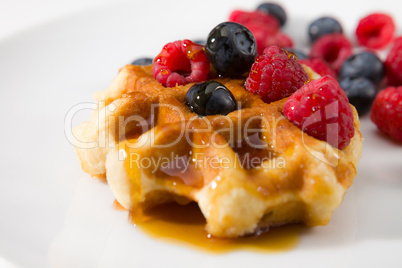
[131,57,153,65]
[185,81,237,116]
[256,2,287,27]
[339,77,377,115]
[339,52,384,85]
[308,17,343,43]
[205,22,257,77]
[284,47,308,60]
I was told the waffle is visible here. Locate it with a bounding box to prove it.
[73,64,362,238]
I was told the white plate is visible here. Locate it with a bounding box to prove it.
[0,1,401,267]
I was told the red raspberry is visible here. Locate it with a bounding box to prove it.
[392,36,402,47]
[229,10,279,35]
[245,45,309,103]
[299,58,336,79]
[356,13,395,49]
[229,10,285,54]
[262,32,293,50]
[371,86,402,142]
[309,33,352,73]
[284,76,355,150]
[385,37,402,86]
[152,40,210,87]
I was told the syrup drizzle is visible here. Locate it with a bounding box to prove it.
[115,201,301,253]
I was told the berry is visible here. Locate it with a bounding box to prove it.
[245,45,309,103]
[241,22,272,55]
[371,86,402,142]
[228,9,292,53]
[339,77,377,115]
[392,36,402,47]
[309,33,352,72]
[262,32,293,49]
[185,81,238,116]
[339,52,384,85]
[229,10,280,54]
[206,22,257,77]
[131,57,153,65]
[152,40,210,87]
[256,2,287,27]
[308,17,343,43]
[356,13,395,49]
[229,10,279,35]
[384,38,402,86]
[285,48,308,60]
[284,76,355,150]
[299,58,336,78]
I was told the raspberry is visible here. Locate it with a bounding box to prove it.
[229,10,285,54]
[299,58,336,79]
[284,76,355,150]
[245,25,292,54]
[385,38,402,86]
[152,40,210,87]
[229,10,279,35]
[356,13,395,49]
[371,86,402,142]
[392,36,402,47]
[309,33,352,73]
[262,32,293,50]
[245,45,309,103]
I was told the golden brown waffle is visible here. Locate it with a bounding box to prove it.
[73,65,362,238]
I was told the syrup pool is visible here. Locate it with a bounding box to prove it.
[114,201,302,253]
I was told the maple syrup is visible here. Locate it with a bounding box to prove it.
[230,132,274,170]
[124,201,301,253]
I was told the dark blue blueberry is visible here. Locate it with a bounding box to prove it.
[339,52,384,85]
[185,81,237,116]
[205,22,257,77]
[131,57,153,65]
[339,77,377,115]
[284,48,308,60]
[308,17,343,43]
[256,2,287,27]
